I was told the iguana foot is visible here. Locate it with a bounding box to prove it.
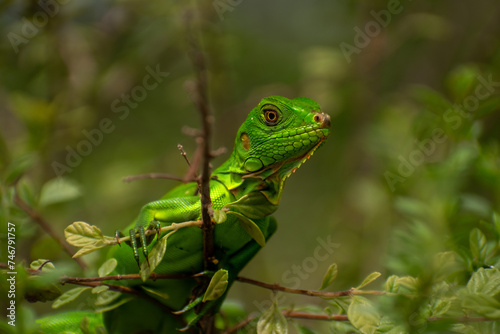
[128,221,162,268]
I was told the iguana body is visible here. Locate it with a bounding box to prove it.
[37,96,330,333]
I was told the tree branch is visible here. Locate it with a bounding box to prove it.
[66,281,178,315]
[185,26,215,273]
[184,5,217,333]
[223,310,500,334]
[236,276,386,298]
[223,310,349,334]
[122,173,187,183]
[13,192,87,270]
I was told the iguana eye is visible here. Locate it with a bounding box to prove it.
[263,109,279,125]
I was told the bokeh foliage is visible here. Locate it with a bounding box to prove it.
[1,0,500,333]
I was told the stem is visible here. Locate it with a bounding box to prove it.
[122,173,187,183]
[236,276,386,298]
[184,3,217,332]
[223,311,349,334]
[13,192,87,270]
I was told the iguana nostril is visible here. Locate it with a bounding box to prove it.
[322,114,331,128]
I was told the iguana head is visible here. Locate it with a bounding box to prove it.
[214,96,330,204]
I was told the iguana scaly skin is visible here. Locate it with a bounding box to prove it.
[37,96,330,333]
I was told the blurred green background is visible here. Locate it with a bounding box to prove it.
[1,0,500,333]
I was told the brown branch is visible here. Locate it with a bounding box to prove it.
[177,144,193,167]
[223,310,349,334]
[184,5,217,333]
[61,272,192,284]
[184,9,215,272]
[224,310,500,334]
[0,262,188,321]
[0,262,196,284]
[427,316,500,323]
[283,310,349,321]
[13,192,87,270]
[67,281,177,315]
[122,173,187,183]
[236,276,386,298]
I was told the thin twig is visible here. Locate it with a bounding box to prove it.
[61,272,193,284]
[85,220,203,250]
[223,311,349,334]
[0,262,189,321]
[236,276,386,298]
[13,192,87,270]
[66,281,177,315]
[211,147,227,158]
[223,309,500,334]
[177,144,193,167]
[122,173,187,183]
[283,310,349,321]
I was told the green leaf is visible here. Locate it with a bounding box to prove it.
[295,324,319,334]
[30,259,55,272]
[64,222,115,257]
[227,211,266,246]
[430,299,451,317]
[493,212,500,240]
[384,275,399,293]
[140,231,171,282]
[213,209,227,224]
[460,293,500,318]
[39,178,82,207]
[203,269,229,302]
[95,290,121,306]
[451,324,481,334]
[319,263,338,290]
[257,298,288,334]
[224,192,278,219]
[95,297,134,313]
[446,65,479,100]
[411,85,451,116]
[384,275,420,294]
[141,286,170,300]
[3,153,37,184]
[52,287,91,308]
[25,281,62,303]
[347,296,380,334]
[396,276,420,293]
[476,96,500,119]
[467,268,500,296]
[393,197,429,220]
[98,258,117,277]
[357,272,381,289]
[91,286,109,294]
[469,228,487,263]
[65,222,104,246]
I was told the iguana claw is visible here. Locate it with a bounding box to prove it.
[129,221,162,268]
[129,228,142,268]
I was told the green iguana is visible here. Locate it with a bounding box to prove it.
[37,96,331,333]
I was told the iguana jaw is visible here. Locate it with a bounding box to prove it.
[244,132,328,181]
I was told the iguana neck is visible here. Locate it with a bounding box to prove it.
[212,156,284,206]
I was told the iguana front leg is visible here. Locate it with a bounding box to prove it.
[125,196,202,267]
